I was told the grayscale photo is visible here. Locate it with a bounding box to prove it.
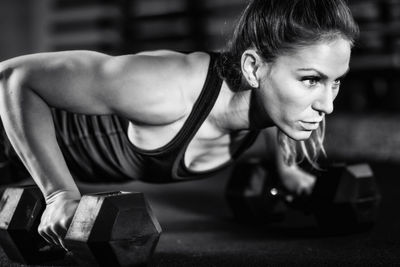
[0,0,399,266]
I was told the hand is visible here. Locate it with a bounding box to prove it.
[38,192,80,251]
[278,164,316,196]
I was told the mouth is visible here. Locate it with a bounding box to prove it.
[299,121,321,131]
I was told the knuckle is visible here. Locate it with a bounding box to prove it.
[38,223,49,234]
[49,223,60,234]
[59,218,68,228]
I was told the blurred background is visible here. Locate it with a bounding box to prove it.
[1,0,400,164]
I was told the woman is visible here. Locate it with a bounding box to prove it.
[0,0,358,250]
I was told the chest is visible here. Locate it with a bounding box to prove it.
[127,117,233,172]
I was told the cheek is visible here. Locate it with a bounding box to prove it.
[271,81,314,117]
[262,74,318,127]
[333,89,340,100]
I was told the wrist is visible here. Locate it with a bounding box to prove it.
[45,189,81,205]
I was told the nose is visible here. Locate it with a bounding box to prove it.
[312,86,334,115]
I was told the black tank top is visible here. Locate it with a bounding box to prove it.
[127,52,260,182]
[53,52,260,183]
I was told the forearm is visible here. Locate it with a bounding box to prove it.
[0,68,80,202]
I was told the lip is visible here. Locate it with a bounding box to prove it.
[303,120,322,123]
[299,121,320,131]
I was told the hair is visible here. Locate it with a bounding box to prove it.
[218,0,359,167]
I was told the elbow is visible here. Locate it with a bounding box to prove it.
[0,63,14,81]
[0,66,30,112]
[1,58,22,81]
[1,56,30,82]
[0,65,29,91]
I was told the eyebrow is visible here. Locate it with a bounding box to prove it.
[297,67,350,80]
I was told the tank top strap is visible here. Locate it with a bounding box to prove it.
[171,52,223,149]
[123,52,222,155]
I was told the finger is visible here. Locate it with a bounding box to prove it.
[296,185,305,196]
[301,179,316,196]
[38,229,53,246]
[38,223,54,245]
[39,215,56,246]
[309,178,317,192]
[59,238,69,251]
[303,185,313,195]
[297,185,309,197]
[53,224,70,249]
[44,226,63,247]
[54,224,69,251]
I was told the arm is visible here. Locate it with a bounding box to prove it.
[0,50,188,195]
[0,51,117,204]
[0,50,188,248]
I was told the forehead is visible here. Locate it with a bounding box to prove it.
[273,38,352,75]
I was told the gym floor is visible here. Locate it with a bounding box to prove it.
[0,162,399,267]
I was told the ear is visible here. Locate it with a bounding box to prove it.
[241,49,264,88]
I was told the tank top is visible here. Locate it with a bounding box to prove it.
[129,52,260,182]
[53,52,260,183]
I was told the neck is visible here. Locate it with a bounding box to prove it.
[210,82,274,132]
[248,89,275,129]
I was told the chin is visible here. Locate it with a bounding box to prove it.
[285,129,313,141]
[276,122,314,141]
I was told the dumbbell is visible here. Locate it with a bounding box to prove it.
[0,185,162,266]
[225,160,382,232]
[225,159,288,223]
[0,186,65,264]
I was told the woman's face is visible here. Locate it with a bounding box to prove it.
[257,38,351,140]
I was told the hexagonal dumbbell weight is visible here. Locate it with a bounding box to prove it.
[65,191,162,267]
[225,161,382,232]
[0,185,162,266]
[308,163,382,232]
[0,185,66,264]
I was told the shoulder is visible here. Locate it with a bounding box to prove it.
[101,50,212,125]
[131,51,212,104]
[102,50,210,85]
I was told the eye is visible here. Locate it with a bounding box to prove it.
[332,79,341,89]
[301,76,320,87]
